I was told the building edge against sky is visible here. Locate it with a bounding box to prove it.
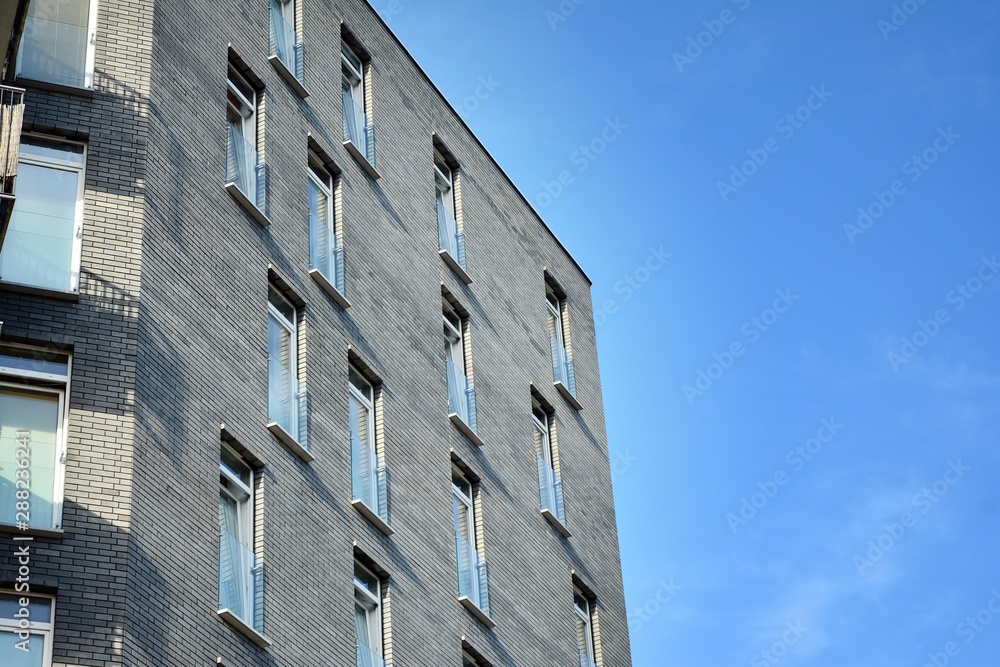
[0,0,633,666]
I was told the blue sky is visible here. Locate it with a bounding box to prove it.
[375,1,1000,665]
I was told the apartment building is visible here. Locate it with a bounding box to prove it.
[0,1,633,666]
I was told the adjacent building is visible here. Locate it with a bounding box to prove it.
[0,1,633,665]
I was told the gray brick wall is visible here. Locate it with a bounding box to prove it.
[0,1,631,666]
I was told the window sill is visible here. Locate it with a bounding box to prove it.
[0,281,79,302]
[458,597,496,629]
[449,413,484,448]
[342,140,380,180]
[15,77,94,98]
[439,250,472,285]
[225,183,270,227]
[541,509,572,538]
[351,499,394,536]
[0,524,63,539]
[554,381,583,411]
[218,609,272,648]
[309,269,350,309]
[267,422,314,463]
[268,55,309,98]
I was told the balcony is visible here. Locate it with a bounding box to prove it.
[351,434,392,535]
[356,640,388,667]
[342,90,378,179]
[226,125,269,226]
[579,651,598,667]
[0,85,25,248]
[309,215,349,308]
[268,3,307,98]
[267,358,311,462]
[536,453,571,538]
[456,533,494,627]
[437,201,471,284]
[447,358,482,447]
[550,333,582,410]
[218,531,270,648]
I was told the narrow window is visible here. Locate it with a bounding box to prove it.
[534,397,568,534]
[546,278,579,406]
[452,467,491,622]
[0,591,55,663]
[268,0,305,91]
[349,365,389,532]
[575,590,598,667]
[17,0,99,89]
[354,561,385,667]
[226,65,267,218]
[0,343,70,531]
[218,445,262,633]
[435,147,468,278]
[341,38,376,170]
[0,136,85,293]
[307,154,346,303]
[266,285,307,452]
[444,299,479,443]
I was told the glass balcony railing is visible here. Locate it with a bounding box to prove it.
[226,124,268,214]
[455,533,490,617]
[536,453,566,525]
[342,90,376,168]
[269,4,304,84]
[437,201,466,270]
[579,651,599,667]
[218,531,265,633]
[446,358,477,434]
[309,215,345,295]
[267,358,308,448]
[550,332,577,396]
[351,434,389,524]
[356,639,388,667]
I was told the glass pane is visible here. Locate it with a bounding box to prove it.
[21,137,84,164]
[220,447,251,487]
[0,387,60,529]
[19,0,92,88]
[354,563,379,597]
[268,286,295,324]
[0,345,69,378]
[0,161,79,291]
[267,313,293,371]
[0,593,51,624]
[349,394,371,447]
[0,630,45,666]
[349,367,371,400]
[341,42,362,73]
[354,602,371,647]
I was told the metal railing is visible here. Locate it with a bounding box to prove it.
[267,357,308,448]
[218,531,265,633]
[437,201,466,270]
[342,90,376,168]
[351,434,389,524]
[456,533,490,617]
[226,124,268,214]
[536,453,566,525]
[269,4,304,84]
[446,357,477,433]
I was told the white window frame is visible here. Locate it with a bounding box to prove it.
[275,0,295,29]
[452,468,475,547]
[0,590,55,663]
[434,150,455,219]
[219,444,254,549]
[443,309,464,377]
[533,406,553,468]
[227,69,257,149]
[0,135,87,293]
[16,0,100,89]
[547,289,566,352]
[267,287,298,375]
[575,591,597,664]
[0,344,71,532]
[348,365,375,449]
[341,41,364,109]
[353,561,383,658]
